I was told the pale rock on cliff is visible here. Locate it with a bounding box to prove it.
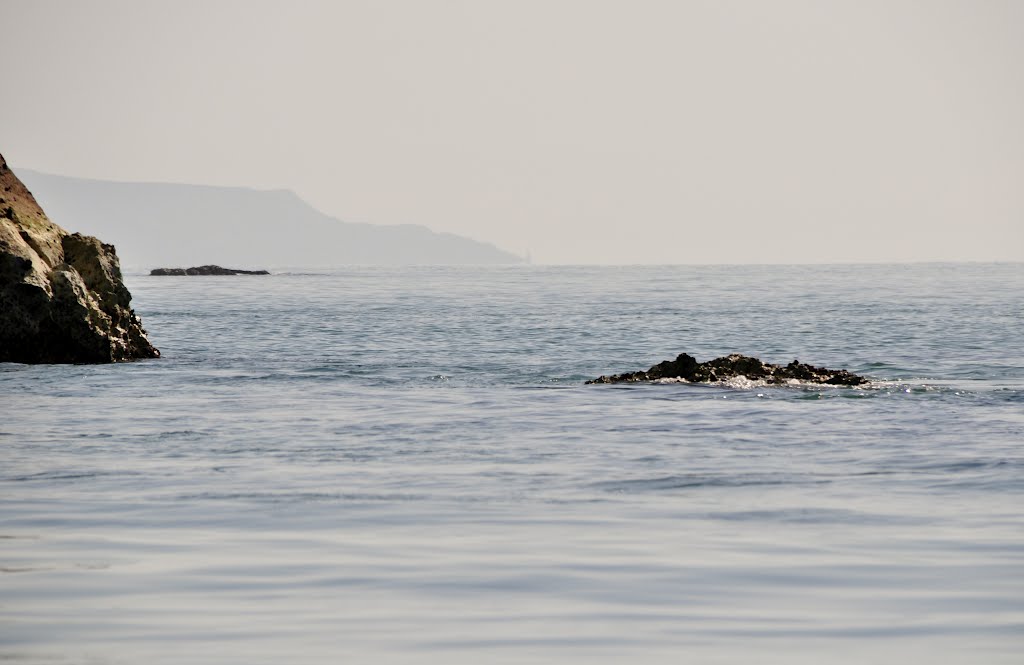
[0,153,159,363]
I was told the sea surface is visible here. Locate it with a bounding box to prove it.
[2,264,1023,664]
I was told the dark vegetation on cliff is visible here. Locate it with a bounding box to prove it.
[0,154,158,363]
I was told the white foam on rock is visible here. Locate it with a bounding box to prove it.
[652,375,876,390]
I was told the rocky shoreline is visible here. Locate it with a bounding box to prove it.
[587,353,868,386]
[0,153,159,364]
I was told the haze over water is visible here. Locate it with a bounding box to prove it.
[4,1,1022,265]
[2,264,1022,663]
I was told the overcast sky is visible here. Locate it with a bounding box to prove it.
[2,0,1021,264]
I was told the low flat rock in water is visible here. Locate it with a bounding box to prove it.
[587,353,868,386]
[151,265,269,276]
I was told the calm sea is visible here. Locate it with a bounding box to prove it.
[2,264,1023,664]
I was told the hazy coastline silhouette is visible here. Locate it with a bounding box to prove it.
[17,169,524,270]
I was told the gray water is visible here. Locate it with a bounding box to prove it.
[2,264,1023,664]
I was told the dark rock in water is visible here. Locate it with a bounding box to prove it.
[0,153,159,364]
[586,353,868,386]
[150,265,270,276]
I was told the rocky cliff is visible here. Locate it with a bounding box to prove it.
[0,153,159,363]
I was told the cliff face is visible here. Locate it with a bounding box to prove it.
[0,153,159,363]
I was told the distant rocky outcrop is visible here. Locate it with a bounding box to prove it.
[587,353,868,386]
[0,153,159,364]
[151,265,269,276]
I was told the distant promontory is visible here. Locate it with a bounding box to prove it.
[14,170,525,269]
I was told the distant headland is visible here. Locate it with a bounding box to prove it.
[151,265,270,276]
[15,169,525,269]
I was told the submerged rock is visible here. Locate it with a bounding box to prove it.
[586,353,868,386]
[0,153,159,364]
[150,265,270,275]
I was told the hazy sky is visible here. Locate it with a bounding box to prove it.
[2,0,1022,264]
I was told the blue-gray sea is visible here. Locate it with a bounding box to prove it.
[2,264,1023,664]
